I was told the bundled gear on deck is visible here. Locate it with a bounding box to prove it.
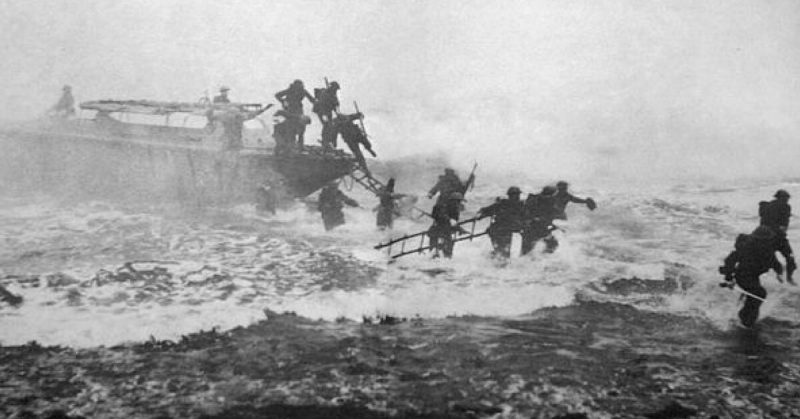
[318,182,359,231]
[478,186,526,259]
[719,225,785,328]
[213,86,231,104]
[759,189,796,283]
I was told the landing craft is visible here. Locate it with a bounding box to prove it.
[0,98,361,204]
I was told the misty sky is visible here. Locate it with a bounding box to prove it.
[2,0,799,182]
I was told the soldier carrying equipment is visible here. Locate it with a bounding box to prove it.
[318,182,359,231]
[478,186,526,259]
[759,189,796,283]
[428,191,467,258]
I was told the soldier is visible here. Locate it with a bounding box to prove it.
[552,181,596,220]
[428,168,474,205]
[428,191,466,258]
[213,86,231,104]
[275,80,316,147]
[312,81,340,125]
[50,85,75,118]
[759,189,796,283]
[273,109,311,150]
[256,179,284,215]
[318,182,359,231]
[720,226,786,328]
[376,178,406,230]
[521,185,560,255]
[335,112,376,173]
[479,186,526,259]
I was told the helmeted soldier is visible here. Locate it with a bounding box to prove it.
[479,186,526,259]
[335,112,376,173]
[720,226,785,327]
[312,80,340,124]
[552,181,596,220]
[428,168,474,205]
[376,178,406,230]
[213,86,231,104]
[428,191,466,258]
[50,85,75,118]
[759,189,796,283]
[318,182,359,231]
[521,185,560,255]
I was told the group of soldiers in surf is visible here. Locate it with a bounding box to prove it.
[425,171,596,259]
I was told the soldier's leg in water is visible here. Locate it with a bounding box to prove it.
[777,235,796,281]
[493,231,512,258]
[736,275,767,327]
[520,230,535,256]
[443,235,455,258]
[544,234,559,253]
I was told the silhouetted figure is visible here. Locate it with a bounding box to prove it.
[759,189,795,283]
[273,109,311,151]
[275,80,315,147]
[521,185,560,255]
[479,186,526,259]
[428,168,474,205]
[210,105,271,151]
[213,86,231,104]
[256,180,284,215]
[428,191,466,258]
[552,181,596,220]
[720,226,784,328]
[335,112,376,172]
[318,182,358,231]
[312,81,340,124]
[50,85,75,118]
[376,178,405,230]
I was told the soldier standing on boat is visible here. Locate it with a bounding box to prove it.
[720,226,786,328]
[213,86,231,104]
[376,178,406,230]
[759,189,796,284]
[479,186,526,259]
[521,186,560,255]
[49,85,75,118]
[318,182,359,231]
[552,181,596,220]
[335,112,376,173]
[312,81,340,125]
[428,168,475,205]
[275,80,315,147]
[428,191,466,258]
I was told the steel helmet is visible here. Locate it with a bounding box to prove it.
[507,186,521,196]
[449,192,465,200]
[556,181,568,189]
[219,86,230,92]
[775,189,790,199]
[329,81,340,90]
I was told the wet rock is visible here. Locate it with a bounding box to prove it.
[644,400,697,419]
[0,285,23,306]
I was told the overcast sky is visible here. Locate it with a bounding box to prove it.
[2,0,799,181]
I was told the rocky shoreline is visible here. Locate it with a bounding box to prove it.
[2,302,800,418]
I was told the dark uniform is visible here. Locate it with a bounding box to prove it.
[521,186,560,255]
[376,178,404,230]
[428,192,465,258]
[479,187,525,259]
[51,85,75,117]
[428,169,474,205]
[213,87,231,104]
[720,226,784,327]
[275,80,316,147]
[318,183,358,231]
[312,81,340,124]
[759,189,795,282]
[336,112,376,172]
[552,181,596,220]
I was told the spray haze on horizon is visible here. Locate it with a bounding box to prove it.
[1,0,799,184]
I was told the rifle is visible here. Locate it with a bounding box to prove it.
[353,101,377,157]
[464,161,478,193]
